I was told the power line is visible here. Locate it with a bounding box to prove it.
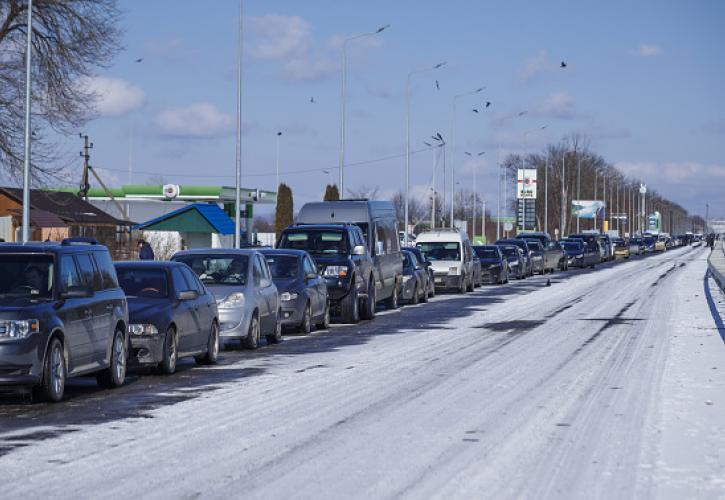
[89,145,438,181]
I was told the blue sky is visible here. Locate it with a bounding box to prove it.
[65,0,725,218]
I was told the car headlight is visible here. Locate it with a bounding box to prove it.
[0,319,39,339]
[218,292,245,308]
[402,275,413,283]
[448,267,458,275]
[323,266,348,278]
[128,324,159,336]
[280,291,299,302]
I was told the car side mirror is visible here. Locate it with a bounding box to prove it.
[352,245,366,256]
[305,272,318,281]
[177,290,198,301]
[260,278,272,288]
[60,285,93,299]
[424,260,432,267]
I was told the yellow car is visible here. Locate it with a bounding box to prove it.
[613,239,630,258]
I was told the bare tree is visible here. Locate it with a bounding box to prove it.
[346,184,380,200]
[0,0,122,184]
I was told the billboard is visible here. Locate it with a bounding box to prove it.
[516,169,537,199]
[572,200,605,219]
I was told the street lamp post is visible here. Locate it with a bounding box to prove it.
[234,0,243,248]
[497,111,527,238]
[465,151,485,241]
[405,62,446,246]
[450,86,485,228]
[576,156,581,233]
[522,125,547,233]
[275,131,282,191]
[561,149,576,238]
[339,24,389,197]
[21,0,34,243]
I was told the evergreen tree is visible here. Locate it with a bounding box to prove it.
[275,183,294,238]
[323,184,340,201]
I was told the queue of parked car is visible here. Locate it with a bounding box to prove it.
[0,198,699,402]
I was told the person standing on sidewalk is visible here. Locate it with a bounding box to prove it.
[138,239,155,260]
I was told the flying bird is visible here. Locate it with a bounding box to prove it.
[310,97,316,103]
[424,141,432,147]
[485,101,491,108]
[560,61,567,68]
[135,58,143,63]
[472,108,479,113]
[435,80,440,91]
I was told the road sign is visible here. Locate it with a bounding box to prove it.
[639,184,647,195]
[517,198,536,231]
[504,222,513,232]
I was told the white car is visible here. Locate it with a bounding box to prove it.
[415,229,475,293]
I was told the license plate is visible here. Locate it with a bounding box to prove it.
[435,278,444,284]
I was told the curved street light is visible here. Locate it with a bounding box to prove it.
[339,24,390,197]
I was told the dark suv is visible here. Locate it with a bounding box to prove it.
[277,224,375,324]
[0,238,128,402]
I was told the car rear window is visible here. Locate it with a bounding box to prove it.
[475,248,499,259]
[264,255,299,279]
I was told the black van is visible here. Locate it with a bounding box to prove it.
[0,238,128,401]
[295,200,403,309]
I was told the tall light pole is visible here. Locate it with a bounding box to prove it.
[234,0,243,248]
[465,151,485,240]
[21,0,34,243]
[426,138,444,229]
[576,156,582,233]
[405,62,446,245]
[481,200,487,241]
[497,111,527,238]
[561,149,576,238]
[339,23,389,197]
[275,131,282,191]
[450,86,485,228]
[522,125,547,233]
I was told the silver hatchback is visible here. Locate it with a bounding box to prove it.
[171,249,281,349]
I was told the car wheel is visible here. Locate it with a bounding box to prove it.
[467,275,475,292]
[242,312,260,349]
[196,321,219,365]
[411,283,419,305]
[360,279,376,320]
[316,299,331,329]
[341,287,360,323]
[299,302,312,334]
[35,337,66,403]
[158,327,178,375]
[428,276,436,298]
[385,281,399,310]
[97,328,127,388]
[420,281,429,303]
[266,309,283,344]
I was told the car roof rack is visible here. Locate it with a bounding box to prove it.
[61,237,100,246]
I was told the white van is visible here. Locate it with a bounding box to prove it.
[415,229,475,293]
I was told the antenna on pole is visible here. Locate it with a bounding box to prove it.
[79,133,94,200]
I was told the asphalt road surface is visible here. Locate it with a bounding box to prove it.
[2,245,724,499]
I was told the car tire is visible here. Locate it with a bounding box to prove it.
[428,276,436,298]
[411,283,419,305]
[35,337,65,403]
[97,328,127,389]
[467,275,475,292]
[360,279,376,320]
[420,281,429,303]
[242,312,260,349]
[266,309,283,344]
[385,280,399,310]
[196,321,219,365]
[316,299,331,329]
[158,327,178,375]
[341,287,360,323]
[299,302,312,334]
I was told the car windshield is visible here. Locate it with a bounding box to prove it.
[264,255,299,279]
[402,252,415,267]
[0,254,54,299]
[563,242,583,251]
[475,248,499,259]
[279,230,349,255]
[644,237,655,244]
[500,247,518,257]
[416,242,460,261]
[116,268,169,298]
[525,241,542,251]
[175,255,248,286]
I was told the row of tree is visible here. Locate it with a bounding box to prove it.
[271,135,704,240]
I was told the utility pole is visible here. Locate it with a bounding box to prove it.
[79,134,93,201]
[21,0,34,243]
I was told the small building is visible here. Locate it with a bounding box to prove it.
[134,203,241,258]
[0,187,134,259]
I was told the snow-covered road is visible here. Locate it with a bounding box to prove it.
[1,246,724,499]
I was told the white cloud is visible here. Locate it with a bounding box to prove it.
[517,50,551,82]
[281,56,337,82]
[154,102,234,138]
[616,161,725,183]
[83,76,145,117]
[634,43,661,57]
[248,14,312,60]
[534,92,576,119]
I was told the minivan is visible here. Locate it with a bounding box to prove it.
[415,229,475,293]
[295,200,403,308]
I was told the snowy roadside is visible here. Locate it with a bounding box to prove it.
[652,251,725,498]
